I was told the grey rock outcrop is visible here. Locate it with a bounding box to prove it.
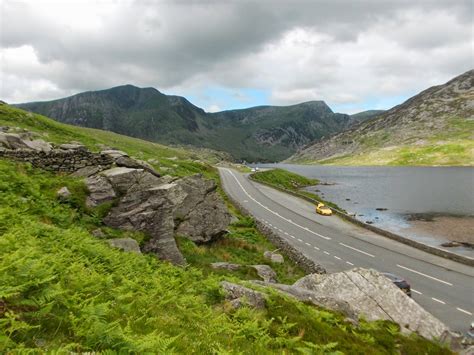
[101,172,230,265]
[108,238,141,254]
[221,281,266,309]
[292,268,449,340]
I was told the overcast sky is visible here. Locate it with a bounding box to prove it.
[1,0,472,113]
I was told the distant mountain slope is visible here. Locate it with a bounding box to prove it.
[288,70,474,166]
[349,110,385,125]
[16,86,364,162]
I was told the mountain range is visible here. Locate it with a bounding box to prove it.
[288,69,474,166]
[15,86,377,162]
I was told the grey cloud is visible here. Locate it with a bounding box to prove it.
[1,0,472,105]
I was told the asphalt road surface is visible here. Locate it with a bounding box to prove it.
[219,168,474,333]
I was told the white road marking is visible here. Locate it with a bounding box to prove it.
[396,264,453,286]
[334,256,341,260]
[431,297,446,305]
[314,246,320,250]
[243,200,248,203]
[323,251,330,255]
[305,242,311,246]
[456,307,472,316]
[346,261,354,266]
[339,242,375,258]
[411,289,422,295]
[297,238,303,242]
[284,232,289,235]
[290,235,295,239]
[268,223,273,227]
[224,169,331,240]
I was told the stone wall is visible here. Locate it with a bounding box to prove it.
[0,148,113,173]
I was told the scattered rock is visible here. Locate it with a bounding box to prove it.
[211,262,241,271]
[251,265,277,283]
[91,229,106,238]
[346,198,351,201]
[365,220,374,224]
[376,208,388,211]
[56,186,71,200]
[107,238,141,254]
[59,143,86,151]
[100,149,128,159]
[220,281,266,309]
[263,251,284,263]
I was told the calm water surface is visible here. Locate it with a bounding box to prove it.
[256,164,474,254]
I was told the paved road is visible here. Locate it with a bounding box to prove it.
[219,168,474,332]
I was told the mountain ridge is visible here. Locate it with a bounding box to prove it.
[15,85,366,162]
[288,70,474,166]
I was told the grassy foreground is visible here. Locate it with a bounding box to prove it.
[0,106,450,353]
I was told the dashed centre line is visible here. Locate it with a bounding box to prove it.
[456,307,472,316]
[339,242,374,258]
[323,251,330,255]
[411,289,422,295]
[334,256,341,260]
[346,261,354,266]
[396,264,453,286]
[431,297,446,305]
[305,242,311,246]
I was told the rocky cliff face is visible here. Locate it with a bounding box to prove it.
[16,86,363,162]
[289,70,474,164]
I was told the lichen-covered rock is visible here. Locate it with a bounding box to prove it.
[108,238,141,254]
[293,268,449,340]
[0,133,31,150]
[115,156,161,177]
[59,143,86,151]
[221,281,266,309]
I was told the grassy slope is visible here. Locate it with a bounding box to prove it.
[0,106,449,352]
[296,118,474,167]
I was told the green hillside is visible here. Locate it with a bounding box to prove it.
[0,105,450,353]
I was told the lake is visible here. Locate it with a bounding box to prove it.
[256,164,474,256]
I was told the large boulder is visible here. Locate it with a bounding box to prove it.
[103,183,185,265]
[251,264,278,283]
[170,175,231,243]
[23,139,52,152]
[293,268,449,340]
[100,167,161,195]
